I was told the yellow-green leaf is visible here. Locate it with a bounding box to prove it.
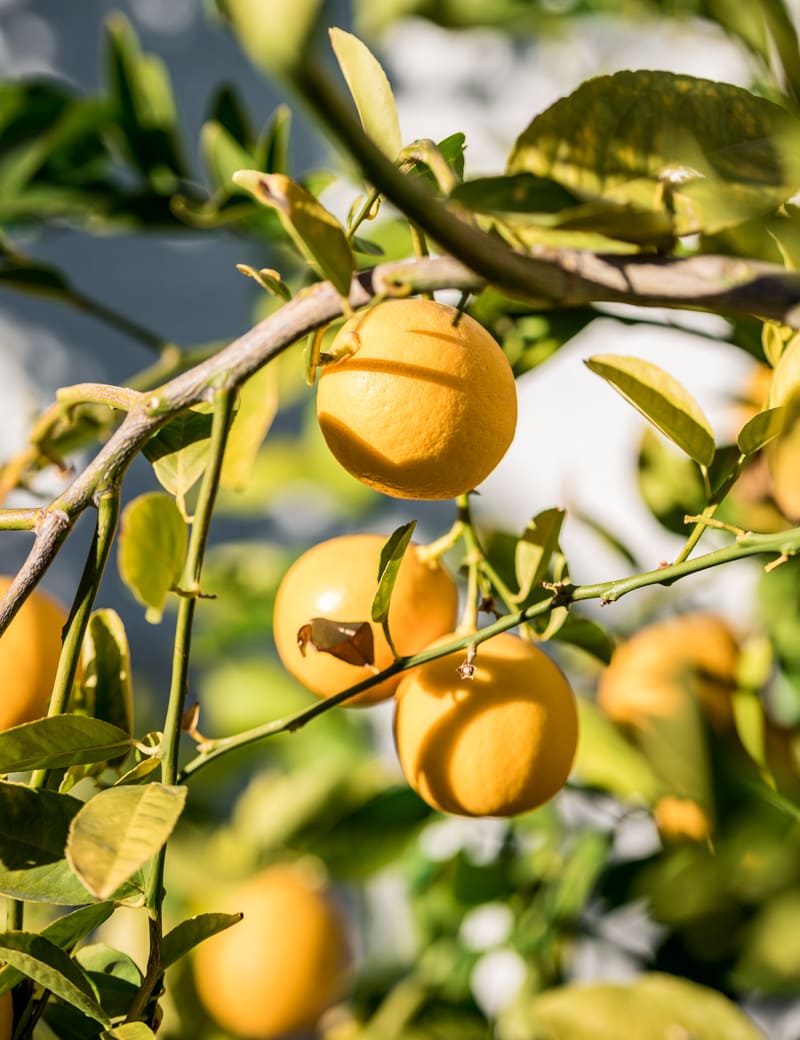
[768,332,800,406]
[117,492,187,623]
[220,364,280,491]
[233,171,354,295]
[515,508,565,603]
[66,783,187,900]
[737,405,786,455]
[224,0,323,77]
[201,119,253,192]
[80,610,133,740]
[585,353,715,466]
[143,408,214,503]
[329,28,402,159]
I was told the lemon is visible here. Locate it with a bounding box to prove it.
[273,533,458,705]
[316,298,518,500]
[393,632,578,817]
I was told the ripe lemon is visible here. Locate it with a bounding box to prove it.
[0,991,12,1040]
[193,863,350,1040]
[597,612,739,732]
[316,298,518,500]
[0,576,68,731]
[273,533,459,706]
[393,632,578,817]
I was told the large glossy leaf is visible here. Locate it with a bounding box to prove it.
[80,610,134,740]
[143,409,214,503]
[0,932,110,1026]
[586,354,715,466]
[233,171,354,296]
[507,70,800,237]
[117,492,187,623]
[66,783,187,900]
[0,902,115,994]
[161,912,243,968]
[330,28,402,159]
[0,716,131,774]
[225,0,323,76]
[508,972,765,1040]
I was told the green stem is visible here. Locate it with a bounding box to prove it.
[129,387,235,1026]
[673,454,746,565]
[29,490,120,790]
[179,524,800,782]
[346,187,381,242]
[0,510,38,531]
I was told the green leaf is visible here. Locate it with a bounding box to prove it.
[329,28,402,159]
[451,172,579,214]
[371,521,417,635]
[220,364,280,491]
[512,972,765,1040]
[258,104,292,174]
[0,932,110,1026]
[586,354,716,466]
[738,405,786,455]
[636,427,706,535]
[732,687,768,770]
[0,902,115,994]
[161,912,243,968]
[0,257,76,303]
[0,783,105,904]
[101,1024,156,1040]
[224,0,323,77]
[117,492,187,623]
[507,70,800,237]
[143,409,214,503]
[201,119,254,192]
[66,783,188,900]
[80,610,134,741]
[207,83,256,152]
[515,508,565,603]
[232,171,355,295]
[105,13,187,188]
[551,616,615,665]
[572,699,663,802]
[0,716,131,774]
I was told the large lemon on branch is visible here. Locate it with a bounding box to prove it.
[316,298,518,500]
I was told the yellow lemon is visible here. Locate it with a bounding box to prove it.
[273,534,458,705]
[316,298,518,500]
[393,632,578,817]
[0,576,68,731]
[193,863,350,1040]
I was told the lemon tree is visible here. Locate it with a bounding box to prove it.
[2,3,800,1039]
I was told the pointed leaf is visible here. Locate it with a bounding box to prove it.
[258,104,292,174]
[586,354,715,466]
[220,364,280,491]
[224,0,323,76]
[0,932,109,1025]
[0,902,115,994]
[80,610,134,740]
[372,521,417,628]
[162,912,243,968]
[330,28,402,159]
[573,699,663,802]
[233,171,354,295]
[117,492,187,623]
[201,119,254,192]
[515,508,565,603]
[0,716,131,774]
[66,783,187,900]
[738,405,786,455]
[143,409,214,501]
[768,332,800,407]
[297,619,375,667]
